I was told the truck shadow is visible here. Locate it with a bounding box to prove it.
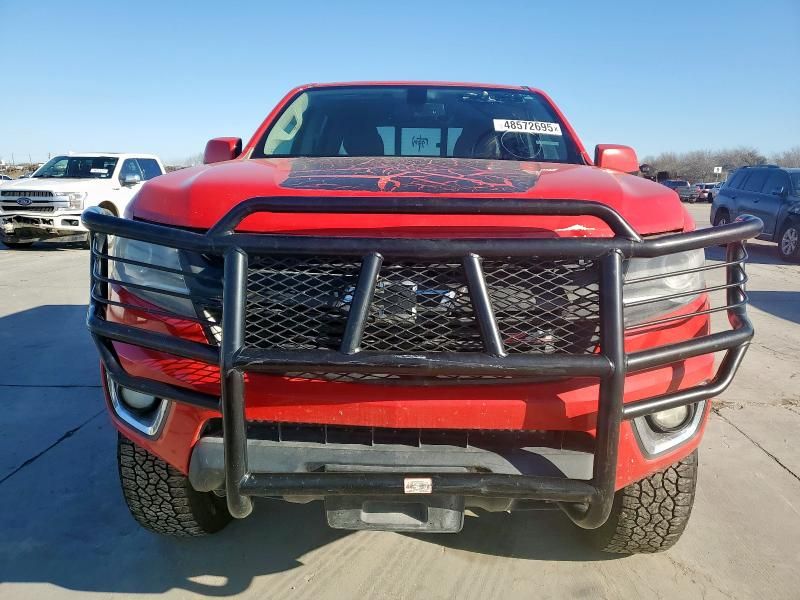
[0,304,99,386]
[0,491,619,597]
[0,241,87,252]
[0,303,619,598]
[703,240,785,266]
[405,509,616,561]
[746,291,800,324]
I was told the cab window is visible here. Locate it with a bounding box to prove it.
[119,159,144,183]
[726,171,747,189]
[762,171,789,195]
[742,170,767,193]
[137,158,163,180]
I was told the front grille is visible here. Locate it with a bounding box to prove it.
[360,261,481,352]
[246,256,362,350]
[203,420,595,452]
[484,259,599,353]
[0,190,53,197]
[244,256,600,358]
[0,204,54,213]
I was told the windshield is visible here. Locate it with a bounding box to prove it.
[253,86,584,164]
[33,156,118,179]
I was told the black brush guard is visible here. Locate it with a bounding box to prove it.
[82,198,762,529]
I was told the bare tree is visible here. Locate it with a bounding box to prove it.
[183,153,205,167]
[641,146,769,182]
[772,146,800,168]
[715,147,767,172]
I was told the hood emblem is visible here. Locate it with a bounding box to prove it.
[16,197,33,206]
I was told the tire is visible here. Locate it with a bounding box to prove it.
[778,221,800,262]
[99,203,118,217]
[117,434,232,536]
[589,450,698,554]
[2,241,33,249]
[712,209,730,227]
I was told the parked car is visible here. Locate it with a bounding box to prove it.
[0,174,11,181]
[82,82,760,554]
[660,179,701,203]
[696,182,721,202]
[0,153,164,248]
[712,165,800,261]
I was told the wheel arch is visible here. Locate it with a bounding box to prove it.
[97,201,119,216]
[712,204,732,226]
[777,213,800,243]
[715,203,731,216]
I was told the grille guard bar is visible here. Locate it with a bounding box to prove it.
[82,197,762,530]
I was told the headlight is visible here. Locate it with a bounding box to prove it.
[54,191,87,210]
[623,249,706,326]
[119,387,159,411]
[647,405,692,432]
[108,237,195,316]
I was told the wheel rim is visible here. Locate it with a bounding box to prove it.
[781,227,798,255]
[717,215,728,226]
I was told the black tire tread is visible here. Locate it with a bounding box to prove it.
[117,434,231,536]
[778,221,800,262]
[713,209,730,226]
[592,450,698,554]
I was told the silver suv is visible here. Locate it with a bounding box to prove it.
[661,179,701,203]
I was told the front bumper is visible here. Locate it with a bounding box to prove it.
[188,432,595,495]
[83,197,761,530]
[1,212,87,243]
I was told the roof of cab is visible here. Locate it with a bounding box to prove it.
[297,81,542,93]
[66,152,162,159]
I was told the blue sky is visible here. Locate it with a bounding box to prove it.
[0,0,798,164]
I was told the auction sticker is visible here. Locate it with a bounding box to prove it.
[404,477,433,494]
[493,119,562,135]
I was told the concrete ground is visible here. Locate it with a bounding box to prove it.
[0,203,798,599]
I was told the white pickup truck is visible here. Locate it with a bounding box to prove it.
[0,153,165,248]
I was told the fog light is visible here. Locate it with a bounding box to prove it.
[119,387,158,411]
[647,405,691,432]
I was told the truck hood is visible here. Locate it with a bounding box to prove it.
[131,157,690,237]
[0,177,113,193]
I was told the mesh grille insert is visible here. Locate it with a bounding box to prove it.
[244,256,600,359]
[483,258,600,354]
[246,256,361,350]
[360,261,482,352]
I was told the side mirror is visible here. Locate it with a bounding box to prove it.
[594,144,639,174]
[204,137,243,164]
[772,186,788,198]
[121,173,142,186]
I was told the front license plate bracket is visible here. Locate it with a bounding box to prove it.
[325,494,465,533]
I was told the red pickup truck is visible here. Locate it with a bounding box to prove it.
[84,82,760,553]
